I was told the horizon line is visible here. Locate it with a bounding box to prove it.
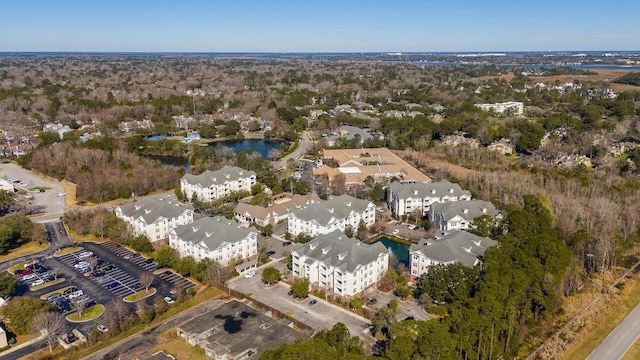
[1,50,639,55]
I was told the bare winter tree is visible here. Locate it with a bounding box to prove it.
[72,299,90,318]
[86,257,99,271]
[139,271,155,292]
[31,312,68,352]
[89,209,110,240]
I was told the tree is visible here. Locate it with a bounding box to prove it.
[261,267,281,285]
[86,256,99,271]
[31,312,68,352]
[139,271,156,291]
[0,297,54,335]
[206,260,232,285]
[371,301,398,338]
[73,298,90,318]
[296,233,313,244]
[344,225,354,238]
[0,190,14,216]
[291,278,310,298]
[154,246,179,268]
[0,272,18,298]
[89,209,110,240]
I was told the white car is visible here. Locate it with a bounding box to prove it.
[31,279,44,287]
[68,290,84,299]
[56,192,65,197]
[97,324,108,333]
[74,262,88,269]
[164,296,175,304]
[244,271,256,279]
[78,251,94,259]
[392,229,400,235]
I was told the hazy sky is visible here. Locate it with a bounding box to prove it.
[1,0,638,52]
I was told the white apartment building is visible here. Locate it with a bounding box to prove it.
[429,199,500,231]
[475,101,524,115]
[291,230,389,297]
[169,216,258,266]
[180,165,257,203]
[409,230,498,277]
[287,194,375,237]
[115,198,194,242]
[387,179,471,217]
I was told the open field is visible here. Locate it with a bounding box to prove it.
[560,273,640,360]
[474,69,640,92]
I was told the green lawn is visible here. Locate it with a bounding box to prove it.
[123,287,157,302]
[66,304,105,322]
[40,285,75,300]
[8,261,29,275]
[0,242,49,263]
[53,246,83,257]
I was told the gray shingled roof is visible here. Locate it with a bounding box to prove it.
[292,230,388,272]
[388,179,470,199]
[431,199,498,222]
[410,230,498,267]
[291,195,372,226]
[181,165,256,188]
[172,217,257,250]
[326,126,373,143]
[117,198,191,224]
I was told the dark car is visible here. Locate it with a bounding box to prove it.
[309,299,318,306]
[282,241,292,246]
[267,250,276,256]
[287,289,293,296]
[367,298,378,307]
[106,281,119,289]
[63,287,77,296]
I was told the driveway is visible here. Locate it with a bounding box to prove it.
[383,220,431,241]
[0,162,67,223]
[259,236,293,260]
[228,261,375,343]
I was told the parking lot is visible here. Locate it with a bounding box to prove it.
[383,220,431,240]
[0,162,67,222]
[259,236,294,260]
[228,262,374,343]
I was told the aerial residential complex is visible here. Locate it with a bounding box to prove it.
[115,197,194,241]
[429,199,500,231]
[291,230,390,297]
[474,101,524,115]
[409,230,498,277]
[386,179,471,217]
[180,165,257,202]
[169,216,258,265]
[287,194,375,237]
[234,193,322,227]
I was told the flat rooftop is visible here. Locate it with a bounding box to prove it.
[314,147,431,184]
[178,300,300,358]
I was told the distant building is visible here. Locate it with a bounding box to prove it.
[429,199,500,231]
[475,101,524,115]
[409,230,498,277]
[487,138,514,155]
[0,179,14,192]
[442,133,480,148]
[291,230,390,297]
[169,217,258,267]
[387,179,471,217]
[325,126,373,147]
[177,300,300,359]
[234,193,321,227]
[287,194,375,237]
[314,148,430,186]
[180,166,257,202]
[115,198,194,242]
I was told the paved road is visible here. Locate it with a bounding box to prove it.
[587,301,640,360]
[228,261,375,344]
[272,131,312,170]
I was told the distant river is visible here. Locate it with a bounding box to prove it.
[208,139,284,159]
[412,61,640,71]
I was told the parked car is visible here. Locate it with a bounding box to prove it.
[282,241,292,246]
[78,251,94,259]
[21,274,37,281]
[106,282,119,289]
[367,298,378,307]
[392,229,400,235]
[309,299,318,306]
[244,271,256,279]
[394,221,401,226]
[97,324,108,333]
[164,296,175,304]
[74,262,88,269]
[31,279,44,287]
[56,192,65,197]
[68,290,84,299]
[63,287,77,296]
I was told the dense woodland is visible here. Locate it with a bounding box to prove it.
[1,54,640,358]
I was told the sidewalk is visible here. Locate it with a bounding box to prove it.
[0,334,44,359]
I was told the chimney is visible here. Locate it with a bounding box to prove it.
[463,208,469,214]
[431,189,436,194]
[482,208,487,213]
[449,188,454,193]
[413,190,418,196]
